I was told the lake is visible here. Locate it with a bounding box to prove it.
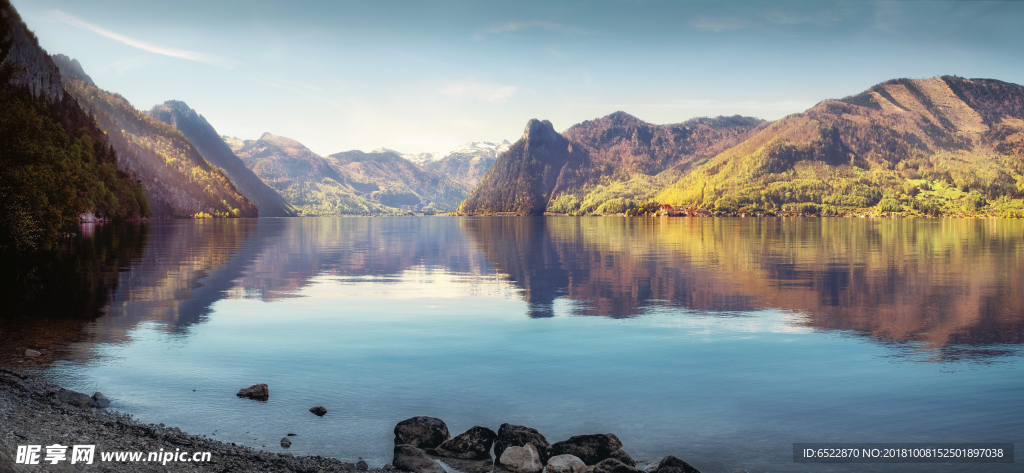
[2,217,1022,473]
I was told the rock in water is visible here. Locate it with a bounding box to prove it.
[546,454,587,473]
[394,416,450,449]
[498,443,543,473]
[56,389,94,408]
[393,445,445,473]
[236,384,269,401]
[24,349,41,357]
[547,434,623,465]
[357,459,369,470]
[310,406,328,416]
[608,449,636,467]
[653,455,700,473]
[91,392,111,408]
[593,458,642,473]
[280,437,291,448]
[494,424,550,464]
[434,426,497,460]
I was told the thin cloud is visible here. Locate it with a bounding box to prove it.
[474,21,589,40]
[53,10,240,69]
[689,15,747,32]
[439,81,517,103]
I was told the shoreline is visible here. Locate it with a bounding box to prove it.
[0,367,372,472]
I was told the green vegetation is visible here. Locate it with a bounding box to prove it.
[0,65,149,252]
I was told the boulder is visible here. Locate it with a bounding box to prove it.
[357,459,369,470]
[236,384,269,401]
[608,449,635,467]
[545,454,587,473]
[280,437,291,448]
[434,426,497,460]
[547,434,623,465]
[92,392,111,408]
[24,349,41,357]
[494,424,550,464]
[498,443,543,473]
[310,406,328,416]
[56,389,93,408]
[393,445,445,473]
[593,458,641,473]
[394,416,450,449]
[653,455,700,473]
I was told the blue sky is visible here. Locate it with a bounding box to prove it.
[12,0,1024,156]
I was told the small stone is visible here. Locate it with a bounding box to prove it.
[310,406,327,416]
[24,349,41,357]
[287,433,297,436]
[357,459,369,470]
[92,392,111,408]
[546,454,587,473]
[237,384,269,401]
[56,389,94,408]
[394,416,450,449]
[498,443,543,473]
[280,437,291,448]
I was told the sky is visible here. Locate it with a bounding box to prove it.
[12,0,1024,156]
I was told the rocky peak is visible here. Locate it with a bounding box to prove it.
[523,119,567,151]
[1,0,64,102]
[51,54,94,85]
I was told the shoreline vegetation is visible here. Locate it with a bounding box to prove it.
[0,368,701,473]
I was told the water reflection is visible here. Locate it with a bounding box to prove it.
[4,217,1023,365]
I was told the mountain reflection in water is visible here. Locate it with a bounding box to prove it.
[3,217,1022,366]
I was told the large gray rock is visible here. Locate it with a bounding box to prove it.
[547,434,623,466]
[608,449,635,467]
[92,392,111,408]
[498,443,542,473]
[236,384,269,401]
[494,424,550,464]
[593,458,641,473]
[393,445,445,473]
[545,454,587,473]
[653,455,700,473]
[434,426,497,460]
[56,389,93,408]
[394,417,450,449]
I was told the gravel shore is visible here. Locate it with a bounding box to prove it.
[0,368,375,472]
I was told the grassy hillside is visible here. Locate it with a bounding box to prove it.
[61,77,256,218]
[656,76,1024,217]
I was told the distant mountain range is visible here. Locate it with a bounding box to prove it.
[461,78,1024,217]
[226,133,472,215]
[459,113,766,215]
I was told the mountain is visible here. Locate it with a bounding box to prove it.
[148,101,296,217]
[373,147,441,166]
[1,1,148,252]
[458,113,766,215]
[656,76,1024,217]
[327,150,470,212]
[56,63,256,219]
[230,133,389,215]
[459,119,585,215]
[424,140,509,187]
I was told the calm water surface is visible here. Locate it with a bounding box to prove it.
[3,217,1022,473]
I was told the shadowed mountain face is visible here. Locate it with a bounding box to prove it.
[458,114,765,215]
[149,101,296,217]
[657,76,1024,217]
[459,119,586,215]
